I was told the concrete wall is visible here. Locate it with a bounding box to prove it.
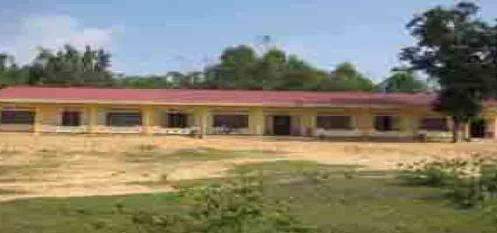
[0,102,494,140]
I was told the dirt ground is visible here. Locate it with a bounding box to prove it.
[1,133,496,201]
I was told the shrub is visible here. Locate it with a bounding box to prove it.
[397,159,461,187]
[302,170,331,184]
[447,177,484,208]
[481,164,497,198]
[398,155,497,208]
[130,175,318,233]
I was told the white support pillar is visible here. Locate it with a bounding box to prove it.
[142,106,154,135]
[33,106,42,135]
[249,108,265,136]
[409,114,422,137]
[355,109,374,137]
[300,110,316,137]
[193,107,209,138]
[87,106,98,134]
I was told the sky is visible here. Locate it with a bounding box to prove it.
[1,0,496,82]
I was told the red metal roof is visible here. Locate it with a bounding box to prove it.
[0,86,437,107]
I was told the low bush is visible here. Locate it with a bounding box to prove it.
[398,155,497,208]
[130,175,318,233]
[302,170,331,184]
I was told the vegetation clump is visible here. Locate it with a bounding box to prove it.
[398,155,497,207]
[131,175,317,233]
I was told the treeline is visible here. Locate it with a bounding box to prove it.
[0,45,113,87]
[0,44,428,93]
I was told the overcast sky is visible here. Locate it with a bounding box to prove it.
[1,0,496,81]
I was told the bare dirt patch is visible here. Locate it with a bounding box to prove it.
[0,133,496,201]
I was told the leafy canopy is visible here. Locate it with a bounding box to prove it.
[2,44,379,92]
[320,62,375,92]
[400,1,497,141]
[205,46,374,91]
[378,71,428,93]
[28,45,114,86]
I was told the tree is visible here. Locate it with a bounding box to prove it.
[0,53,9,71]
[320,63,375,91]
[116,71,206,89]
[400,2,497,142]
[205,45,258,89]
[166,71,203,88]
[204,46,331,91]
[30,45,114,86]
[116,75,172,89]
[252,48,287,89]
[277,55,327,90]
[205,46,376,92]
[1,43,378,92]
[0,54,31,86]
[378,71,428,93]
[0,53,10,85]
[488,20,497,97]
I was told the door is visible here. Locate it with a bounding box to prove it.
[470,118,486,138]
[273,116,291,136]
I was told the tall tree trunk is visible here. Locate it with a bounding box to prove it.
[452,119,461,143]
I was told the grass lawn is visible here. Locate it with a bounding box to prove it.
[123,146,277,163]
[1,160,497,233]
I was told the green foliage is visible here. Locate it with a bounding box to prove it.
[378,71,428,93]
[0,45,358,91]
[32,45,115,86]
[0,54,31,86]
[205,45,259,89]
[116,75,172,89]
[131,175,317,233]
[205,46,373,91]
[3,159,497,232]
[400,2,497,142]
[320,63,375,91]
[1,43,377,92]
[0,45,114,87]
[398,156,497,208]
[397,158,466,187]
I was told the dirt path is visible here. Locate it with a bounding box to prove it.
[1,133,496,201]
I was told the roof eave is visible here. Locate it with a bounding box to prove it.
[0,98,427,109]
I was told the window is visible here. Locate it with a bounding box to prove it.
[62,111,81,126]
[420,118,448,131]
[0,111,35,124]
[317,116,352,130]
[167,113,187,128]
[213,115,248,129]
[106,112,142,127]
[374,115,399,131]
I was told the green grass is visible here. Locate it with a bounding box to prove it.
[0,193,184,233]
[123,147,276,163]
[241,161,497,233]
[1,160,497,233]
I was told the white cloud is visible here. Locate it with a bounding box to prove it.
[4,15,116,64]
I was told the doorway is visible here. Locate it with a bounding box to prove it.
[470,118,486,138]
[273,115,291,136]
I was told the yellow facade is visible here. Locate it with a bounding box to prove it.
[1,101,496,141]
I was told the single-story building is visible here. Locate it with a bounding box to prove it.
[0,86,496,140]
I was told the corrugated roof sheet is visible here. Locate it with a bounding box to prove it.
[0,86,437,107]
